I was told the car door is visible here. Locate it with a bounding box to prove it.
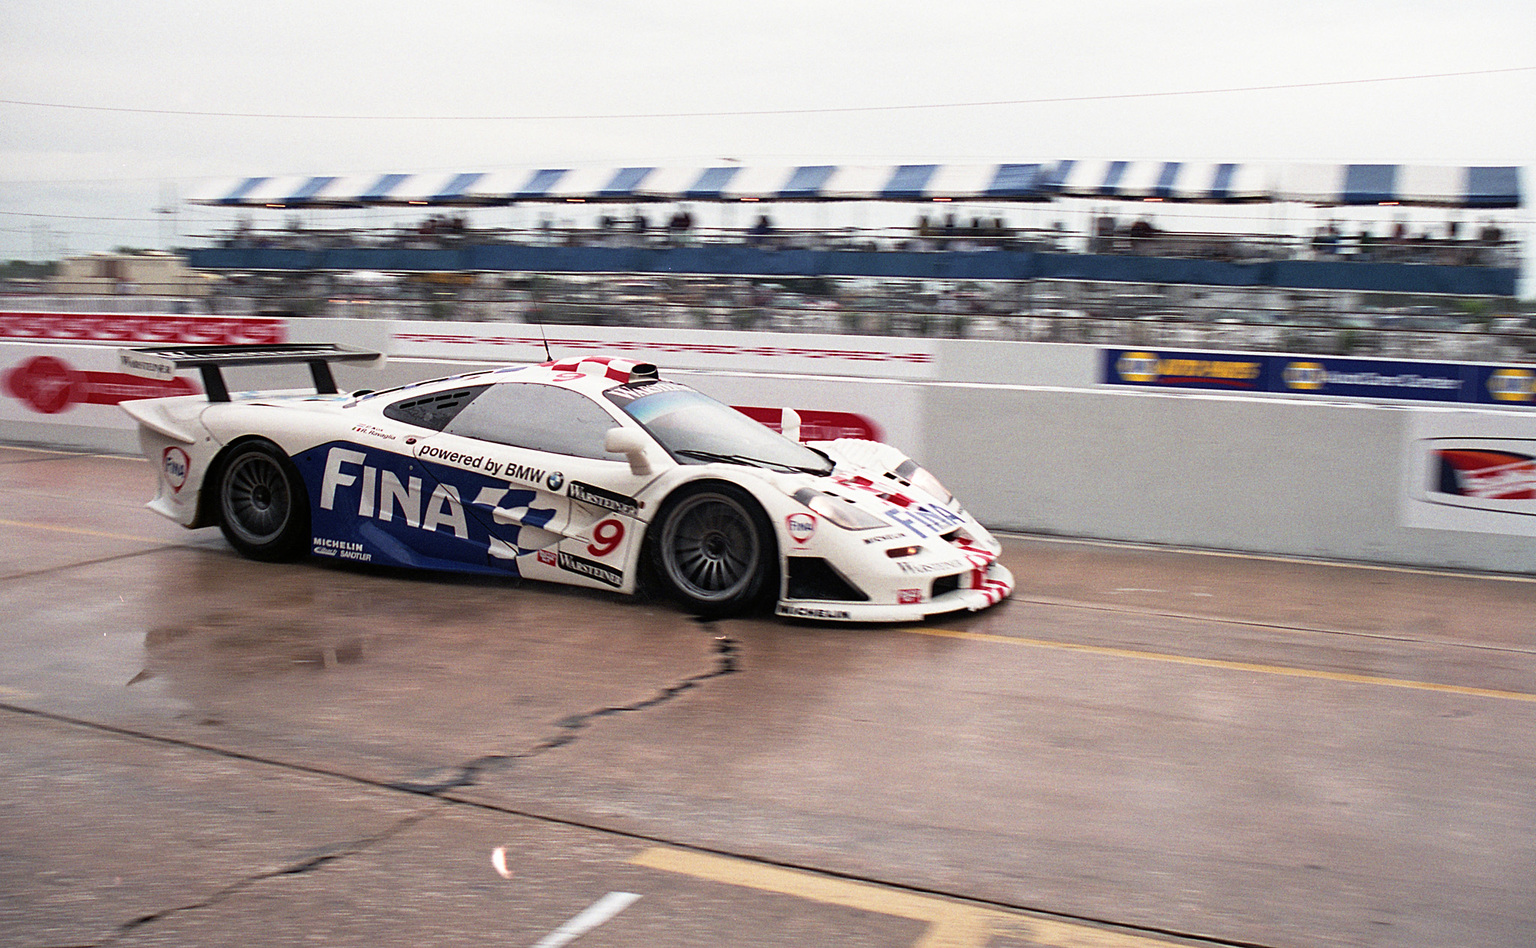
[305,383,499,573]
[411,381,658,591]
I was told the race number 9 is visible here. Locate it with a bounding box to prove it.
[588,518,625,557]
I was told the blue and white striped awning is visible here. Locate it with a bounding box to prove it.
[1275,163,1522,207]
[189,163,1062,206]
[1045,160,1271,202]
[188,161,1522,208]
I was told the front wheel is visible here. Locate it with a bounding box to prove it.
[651,484,775,615]
[216,440,310,561]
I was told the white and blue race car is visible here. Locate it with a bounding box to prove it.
[119,345,1012,621]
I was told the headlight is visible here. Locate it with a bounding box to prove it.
[792,488,890,530]
[895,459,953,505]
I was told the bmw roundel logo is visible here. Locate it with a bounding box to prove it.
[546,471,565,491]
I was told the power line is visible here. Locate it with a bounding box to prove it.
[1,65,1532,122]
[0,209,164,223]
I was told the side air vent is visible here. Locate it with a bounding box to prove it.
[786,557,870,602]
[384,385,490,430]
[931,573,962,598]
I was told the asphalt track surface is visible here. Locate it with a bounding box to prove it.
[2,443,1534,948]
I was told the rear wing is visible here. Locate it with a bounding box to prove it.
[118,343,384,402]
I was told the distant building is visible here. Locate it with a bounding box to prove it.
[50,251,209,297]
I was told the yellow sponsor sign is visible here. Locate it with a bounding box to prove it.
[1115,351,1261,385]
[1488,368,1534,402]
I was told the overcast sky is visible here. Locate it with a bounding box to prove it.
[1,0,1532,259]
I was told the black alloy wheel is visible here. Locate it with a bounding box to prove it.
[653,484,774,614]
[216,440,310,561]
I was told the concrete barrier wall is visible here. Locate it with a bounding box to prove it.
[924,385,1536,573]
[2,315,1531,573]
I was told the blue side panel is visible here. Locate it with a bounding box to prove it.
[185,246,1518,297]
[881,164,938,200]
[291,441,556,577]
[1341,164,1398,205]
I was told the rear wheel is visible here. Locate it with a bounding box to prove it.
[216,440,309,561]
[651,484,775,615]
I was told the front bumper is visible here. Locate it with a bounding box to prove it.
[774,560,1014,623]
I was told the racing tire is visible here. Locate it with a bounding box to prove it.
[650,483,776,616]
[215,440,310,562]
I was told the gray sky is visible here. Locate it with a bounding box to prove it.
[2,0,1533,259]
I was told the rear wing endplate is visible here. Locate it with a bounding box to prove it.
[118,343,384,402]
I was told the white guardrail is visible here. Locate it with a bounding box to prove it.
[2,311,1533,574]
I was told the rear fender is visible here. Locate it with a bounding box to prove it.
[123,397,216,528]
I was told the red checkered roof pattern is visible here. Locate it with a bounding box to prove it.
[545,356,659,384]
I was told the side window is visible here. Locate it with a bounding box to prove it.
[383,385,490,431]
[443,383,620,459]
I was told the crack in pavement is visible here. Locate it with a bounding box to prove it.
[15,621,740,944]
[390,622,740,796]
[87,808,436,946]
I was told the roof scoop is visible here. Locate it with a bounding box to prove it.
[546,356,658,384]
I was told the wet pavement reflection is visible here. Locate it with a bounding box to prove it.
[3,446,1535,948]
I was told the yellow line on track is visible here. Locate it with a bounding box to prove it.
[0,518,161,544]
[907,626,1536,703]
[0,444,141,461]
[631,846,1183,948]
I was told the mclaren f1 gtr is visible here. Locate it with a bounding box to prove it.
[118,344,1012,621]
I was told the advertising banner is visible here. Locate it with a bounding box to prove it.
[4,352,198,415]
[0,312,287,346]
[1105,348,1530,407]
[1402,410,1536,537]
[390,321,938,380]
[1273,357,1467,403]
[1104,349,1270,393]
[0,342,204,452]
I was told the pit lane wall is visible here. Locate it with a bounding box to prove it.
[2,311,1533,574]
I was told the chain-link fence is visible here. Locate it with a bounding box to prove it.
[7,270,1532,362]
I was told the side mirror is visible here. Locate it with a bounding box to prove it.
[780,407,802,443]
[604,427,652,476]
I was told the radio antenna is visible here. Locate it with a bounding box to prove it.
[538,319,552,362]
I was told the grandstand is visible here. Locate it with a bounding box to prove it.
[28,159,1531,360]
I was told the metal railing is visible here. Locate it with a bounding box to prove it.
[7,275,1530,363]
[193,222,1523,269]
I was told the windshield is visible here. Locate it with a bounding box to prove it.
[607,382,833,475]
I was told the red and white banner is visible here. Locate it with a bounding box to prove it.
[388,320,937,380]
[4,353,198,415]
[0,312,287,346]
